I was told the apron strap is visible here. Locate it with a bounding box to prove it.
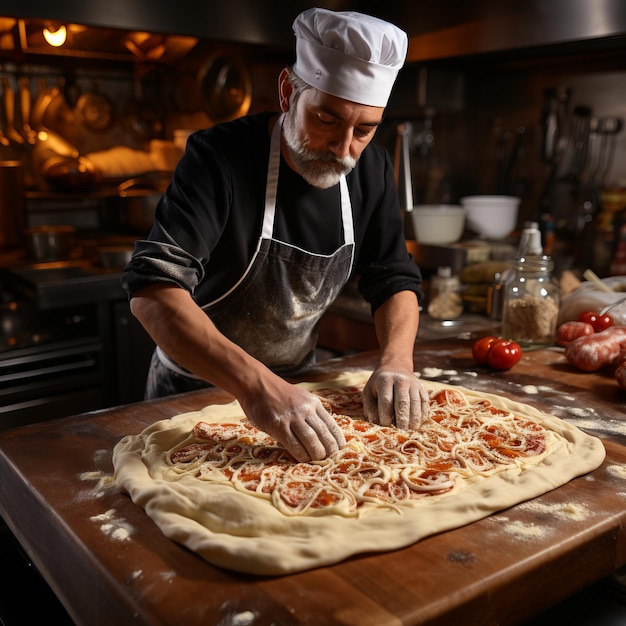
[265,114,355,250]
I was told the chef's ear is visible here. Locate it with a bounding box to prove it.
[278,68,293,112]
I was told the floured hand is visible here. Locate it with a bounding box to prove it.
[239,383,346,462]
[362,369,429,431]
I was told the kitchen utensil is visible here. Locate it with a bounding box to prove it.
[537,87,571,217]
[411,205,466,245]
[76,82,114,132]
[62,69,81,109]
[1,76,24,144]
[18,75,36,144]
[593,116,623,188]
[24,225,76,261]
[460,195,520,240]
[583,268,615,292]
[42,155,98,192]
[41,83,80,146]
[394,122,414,212]
[549,105,592,233]
[30,77,58,130]
[117,173,169,233]
[97,245,134,269]
[122,70,162,142]
[198,53,251,123]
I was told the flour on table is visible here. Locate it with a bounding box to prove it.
[421,367,458,378]
[518,500,589,522]
[607,464,626,480]
[502,520,547,539]
[230,611,257,626]
[90,508,133,541]
[79,470,116,497]
[522,385,538,394]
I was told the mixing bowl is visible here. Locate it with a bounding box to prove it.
[460,195,520,239]
[410,205,466,245]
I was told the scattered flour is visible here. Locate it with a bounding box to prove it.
[79,470,116,496]
[607,464,626,480]
[521,385,538,394]
[571,418,626,438]
[502,520,547,539]
[231,612,257,626]
[421,367,459,378]
[518,500,589,522]
[90,508,133,541]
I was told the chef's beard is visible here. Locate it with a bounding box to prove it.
[282,110,356,189]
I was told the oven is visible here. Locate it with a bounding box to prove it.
[0,290,105,431]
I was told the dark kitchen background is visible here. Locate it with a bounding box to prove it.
[1,0,626,429]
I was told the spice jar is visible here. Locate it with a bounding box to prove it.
[502,254,560,348]
[428,266,464,320]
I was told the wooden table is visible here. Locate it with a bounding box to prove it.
[2,339,626,626]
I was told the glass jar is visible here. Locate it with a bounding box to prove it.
[428,266,464,320]
[501,255,560,348]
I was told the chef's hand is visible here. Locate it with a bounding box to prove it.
[239,382,346,463]
[362,368,429,431]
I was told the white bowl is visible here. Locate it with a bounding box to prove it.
[460,195,520,239]
[411,205,466,245]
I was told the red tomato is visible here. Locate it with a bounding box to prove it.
[578,310,614,332]
[487,339,523,370]
[472,336,499,365]
[593,313,614,332]
[472,336,522,370]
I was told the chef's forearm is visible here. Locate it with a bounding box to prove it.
[129,284,273,397]
[372,290,419,370]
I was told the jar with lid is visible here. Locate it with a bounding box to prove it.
[427,266,464,320]
[501,254,560,348]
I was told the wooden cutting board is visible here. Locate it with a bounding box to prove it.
[1,340,626,626]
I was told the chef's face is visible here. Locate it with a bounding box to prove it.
[280,69,384,189]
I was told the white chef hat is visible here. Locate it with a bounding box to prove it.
[292,7,408,108]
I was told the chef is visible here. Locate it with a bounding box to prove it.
[122,7,428,462]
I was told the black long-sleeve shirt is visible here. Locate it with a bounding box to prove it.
[121,111,423,315]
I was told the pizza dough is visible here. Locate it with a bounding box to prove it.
[112,370,605,576]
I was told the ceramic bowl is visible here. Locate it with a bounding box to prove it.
[410,205,466,245]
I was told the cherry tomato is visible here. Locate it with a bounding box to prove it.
[593,313,614,332]
[472,336,499,365]
[486,339,523,370]
[472,336,522,370]
[577,310,614,332]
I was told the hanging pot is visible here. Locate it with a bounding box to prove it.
[76,82,114,132]
[117,173,169,233]
[198,53,252,123]
[122,70,162,142]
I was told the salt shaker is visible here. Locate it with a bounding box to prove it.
[428,266,464,320]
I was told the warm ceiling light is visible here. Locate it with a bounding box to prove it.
[43,24,67,47]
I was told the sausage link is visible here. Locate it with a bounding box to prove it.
[615,363,626,390]
[565,327,626,372]
[556,321,595,347]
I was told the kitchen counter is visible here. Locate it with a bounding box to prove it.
[0,257,125,310]
[321,293,498,353]
[1,340,626,625]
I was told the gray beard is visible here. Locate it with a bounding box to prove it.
[282,111,356,189]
